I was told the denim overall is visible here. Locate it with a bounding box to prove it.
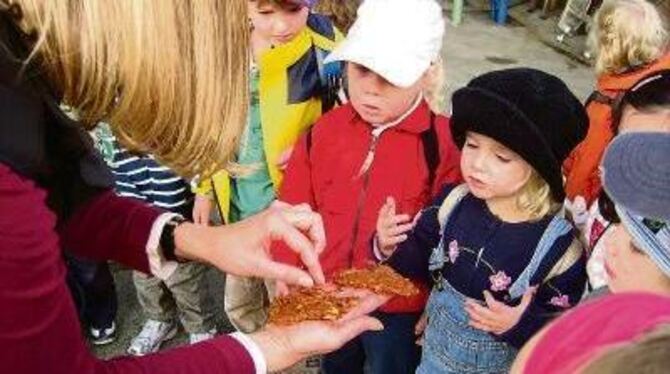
[418,195,571,374]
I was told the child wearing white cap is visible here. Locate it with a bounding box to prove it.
[270,0,462,372]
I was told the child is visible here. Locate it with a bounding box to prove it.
[271,0,462,372]
[563,0,668,235]
[581,70,670,291]
[379,68,589,373]
[93,124,217,355]
[192,0,344,334]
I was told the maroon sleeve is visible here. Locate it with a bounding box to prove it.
[0,163,257,374]
[58,189,162,274]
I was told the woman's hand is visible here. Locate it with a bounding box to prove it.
[376,197,415,257]
[250,290,390,372]
[193,194,213,226]
[175,201,326,287]
[464,288,536,335]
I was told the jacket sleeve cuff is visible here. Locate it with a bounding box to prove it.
[146,212,180,280]
[230,332,268,374]
[371,235,394,262]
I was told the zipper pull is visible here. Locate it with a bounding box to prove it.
[357,130,382,177]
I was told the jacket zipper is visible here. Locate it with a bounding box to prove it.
[348,130,383,266]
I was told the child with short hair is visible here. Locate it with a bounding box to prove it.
[192,0,343,334]
[93,124,217,356]
[379,68,589,373]
[272,0,462,372]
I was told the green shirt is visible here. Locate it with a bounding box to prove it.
[230,66,276,222]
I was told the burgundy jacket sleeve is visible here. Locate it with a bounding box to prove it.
[0,163,256,374]
[58,188,162,274]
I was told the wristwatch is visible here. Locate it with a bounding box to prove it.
[160,216,188,263]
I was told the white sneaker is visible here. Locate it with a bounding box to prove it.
[127,319,178,356]
[89,322,116,346]
[189,329,217,345]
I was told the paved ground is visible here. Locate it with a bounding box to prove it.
[91,9,594,360]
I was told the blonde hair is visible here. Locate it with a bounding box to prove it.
[423,56,447,114]
[516,171,560,220]
[313,0,360,33]
[589,0,668,75]
[4,0,250,179]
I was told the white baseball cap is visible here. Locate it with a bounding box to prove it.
[325,0,445,88]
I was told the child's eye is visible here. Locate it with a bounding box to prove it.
[465,141,478,149]
[287,5,302,13]
[496,154,511,163]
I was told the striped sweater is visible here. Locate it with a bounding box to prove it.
[92,124,192,213]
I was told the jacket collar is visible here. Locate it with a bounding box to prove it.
[598,52,670,91]
[345,96,434,134]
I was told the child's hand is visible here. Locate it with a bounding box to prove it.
[193,195,213,226]
[414,312,428,346]
[376,197,414,257]
[277,146,294,171]
[464,287,537,335]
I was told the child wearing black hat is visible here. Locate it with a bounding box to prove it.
[376,68,590,373]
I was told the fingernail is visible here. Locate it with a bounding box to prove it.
[372,321,384,331]
[299,276,314,287]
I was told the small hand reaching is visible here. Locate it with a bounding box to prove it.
[375,197,415,258]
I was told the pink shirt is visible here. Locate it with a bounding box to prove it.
[525,292,670,374]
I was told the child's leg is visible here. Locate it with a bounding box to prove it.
[223,274,269,333]
[361,311,422,374]
[66,256,118,330]
[132,271,178,323]
[163,262,216,334]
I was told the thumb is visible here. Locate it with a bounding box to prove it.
[388,197,396,215]
[519,287,537,309]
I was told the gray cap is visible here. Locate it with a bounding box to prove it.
[602,132,670,221]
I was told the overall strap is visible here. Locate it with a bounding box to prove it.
[508,214,572,299]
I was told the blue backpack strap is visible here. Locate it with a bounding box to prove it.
[508,214,572,299]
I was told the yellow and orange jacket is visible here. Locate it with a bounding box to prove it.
[195,14,343,222]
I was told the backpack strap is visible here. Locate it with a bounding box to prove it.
[437,183,470,231]
[421,112,440,189]
[586,90,626,131]
[543,237,583,283]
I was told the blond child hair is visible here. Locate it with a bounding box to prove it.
[516,171,561,221]
[589,0,668,75]
[313,0,360,33]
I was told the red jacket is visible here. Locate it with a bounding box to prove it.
[0,163,255,374]
[272,101,462,313]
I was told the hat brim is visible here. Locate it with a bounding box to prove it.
[325,38,429,88]
[451,87,565,202]
[603,132,670,221]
